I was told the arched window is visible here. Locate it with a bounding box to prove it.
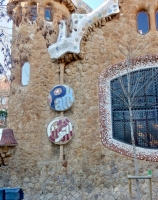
[45,5,52,21]
[156,11,158,30]
[21,62,30,86]
[30,3,37,21]
[111,67,158,148]
[137,11,149,34]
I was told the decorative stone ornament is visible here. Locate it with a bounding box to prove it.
[48,85,74,111]
[47,117,74,145]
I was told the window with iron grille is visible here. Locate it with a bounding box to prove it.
[111,67,158,148]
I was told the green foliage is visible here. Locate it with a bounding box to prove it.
[0,110,7,117]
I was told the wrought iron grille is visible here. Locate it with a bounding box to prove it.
[111,67,158,148]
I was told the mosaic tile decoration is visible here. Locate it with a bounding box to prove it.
[0,128,18,146]
[99,54,158,162]
[47,117,74,145]
[48,0,119,59]
[48,85,75,111]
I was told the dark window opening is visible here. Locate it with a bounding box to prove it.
[30,4,37,21]
[111,67,158,148]
[45,6,52,21]
[137,11,149,34]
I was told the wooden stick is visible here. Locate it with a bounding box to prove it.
[128,175,152,200]
[149,178,152,200]
[60,63,64,85]
[128,178,132,200]
[59,144,64,161]
[59,63,65,161]
[128,175,152,179]
[59,111,64,161]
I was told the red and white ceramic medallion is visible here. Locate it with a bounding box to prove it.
[47,117,74,145]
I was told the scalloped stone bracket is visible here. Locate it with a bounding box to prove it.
[48,0,119,60]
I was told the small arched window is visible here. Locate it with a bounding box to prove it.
[30,3,37,21]
[45,5,52,21]
[137,11,149,34]
[21,62,30,86]
[156,11,158,30]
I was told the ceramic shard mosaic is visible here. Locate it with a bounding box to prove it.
[99,54,158,162]
[48,85,74,111]
[48,0,119,59]
[47,117,74,145]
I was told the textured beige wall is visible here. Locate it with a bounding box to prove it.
[3,0,158,199]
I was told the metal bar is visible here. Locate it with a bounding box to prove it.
[128,175,152,179]
[128,176,152,200]
[149,178,152,200]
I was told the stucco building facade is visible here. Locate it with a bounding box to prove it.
[1,0,158,199]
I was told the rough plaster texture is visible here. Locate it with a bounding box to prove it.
[2,0,158,199]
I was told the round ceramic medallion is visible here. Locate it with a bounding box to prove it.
[48,85,74,111]
[47,117,74,145]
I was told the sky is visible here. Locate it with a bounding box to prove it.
[83,0,105,10]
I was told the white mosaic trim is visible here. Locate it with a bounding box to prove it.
[99,55,158,161]
[48,0,119,59]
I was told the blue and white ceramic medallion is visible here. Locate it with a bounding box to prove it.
[48,85,74,111]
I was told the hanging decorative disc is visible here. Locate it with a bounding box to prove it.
[48,85,74,111]
[47,117,74,145]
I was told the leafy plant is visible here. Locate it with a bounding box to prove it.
[0,110,7,117]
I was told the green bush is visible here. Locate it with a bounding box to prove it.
[0,110,8,117]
